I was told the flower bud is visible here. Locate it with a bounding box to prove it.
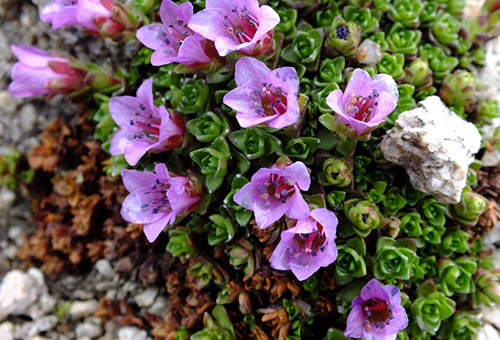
[321,158,353,187]
[446,187,488,226]
[325,17,361,57]
[344,198,384,237]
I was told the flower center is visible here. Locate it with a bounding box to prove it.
[252,82,288,117]
[344,89,379,122]
[336,25,350,40]
[258,173,295,205]
[223,6,259,43]
[141,179,172,214]
[362,298,394,330]
[160,18,193,50]
[128,103,161,141]
[293,221,327,257]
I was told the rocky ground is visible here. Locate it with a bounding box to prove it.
[1,0,500,340]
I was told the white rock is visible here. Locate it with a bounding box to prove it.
[475,324,500,340]
[95,259,115,280]
[0,269,45,320]
[18,104,38,133]
[117,326,150,340]
[0,187,16,211]
[148,296,170,316]
[0,321,14,340]
[134,287,159,308]
[69,300,98,319]
[32,315,58,333]
[356,39,382,65]
[75,322,103,339]
[481,306,500,329]
[464,0,485,21]
[7,226,24,247]
[381,96,482,203]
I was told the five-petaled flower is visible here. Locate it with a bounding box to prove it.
[233,160,311,229]
[120,164,202,242]
[136,0,216,68]
[188,0,280,57]
[345,279,409,340]
[9,45,86,98]
[326,68,399,138]
[109,79,185,166]
[40,0,79,29]
[269,208,338,281]
[223,57,300,129]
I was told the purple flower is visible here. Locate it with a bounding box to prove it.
[8,45,86,98]
[188,0,280,57]
[109,79,185,166]
[326,68,398,138]
[40,0,79,29]
[345,279,409,340]
[121,164,202,242]
[233,161,311,229]
[223,57,300,129]
[269,208,338,281]
[136,0,217,68]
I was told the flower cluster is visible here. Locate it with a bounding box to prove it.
[8,0,500,339]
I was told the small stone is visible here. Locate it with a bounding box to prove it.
[147,296,170,316]
[75,322,103,339]
[18,104,38,133]
[3,245,17,260]
[356,39,382,65]
[482,306,500,329]
[134,287,159,308]
[69,300,98,319]
[475,324,500,340]
[381,96,482,203]
[117,326,150,340]
[7,226,24,246]
[33,315,58,333]
[0,321,14,340]
[0,187,16,211]
[95,259,116,280]
[0,270,44,320]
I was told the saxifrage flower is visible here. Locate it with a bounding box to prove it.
[40,0,79,29]
[269,208,338,281]
[223,57,300,129]
[345,279,409,340]
[9,45,86,98]
[188,0,280,57]
[233,160,310,229]
[136,0,216,68]
[120,164,202,242]
[109,79,185,166]
[326,68,398,138]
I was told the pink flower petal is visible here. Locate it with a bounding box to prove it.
[120,169,157,192]
[143,214,173,242]
[345,304,365,338]
[160,0,193,25]
[345,68,373,98]
[360,279,391,301]
[253,197,288,229]
[137,24,169,50]
[279,162,311,191]
[52,6,79,28]
[285,191,310,220]
[234,57,271,86]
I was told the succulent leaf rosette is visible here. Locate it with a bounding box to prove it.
[8,0,500,338]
